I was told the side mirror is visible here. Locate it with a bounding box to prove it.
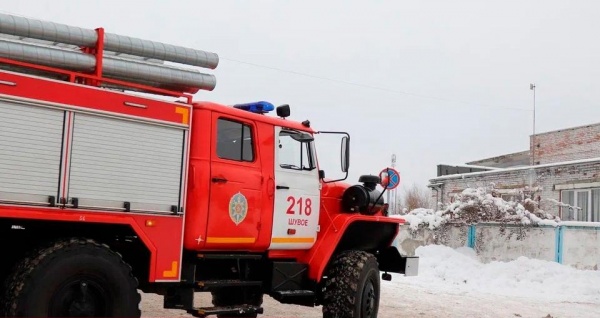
[341,136,350,173]
[315,130,350,183]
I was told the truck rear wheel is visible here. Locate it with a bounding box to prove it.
[322,250,380,318]
[2,237,141,317]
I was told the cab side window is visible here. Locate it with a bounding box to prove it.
[217,118,254,162]
[278,130,315,170]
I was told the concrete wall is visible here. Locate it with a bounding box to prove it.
[396,222,600,271]
[532,123,600,165]
[474,224,555,263]
[561,226,600,270]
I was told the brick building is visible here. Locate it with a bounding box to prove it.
[429,122,600,222]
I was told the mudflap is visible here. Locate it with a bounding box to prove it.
[377,246,419,277]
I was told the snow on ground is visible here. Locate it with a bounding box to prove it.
[405,245,600,303]
[141,244,600,317]
[380,245,600,318]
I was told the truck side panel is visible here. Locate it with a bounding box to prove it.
[0,70,191,282]
[0,83,189,212]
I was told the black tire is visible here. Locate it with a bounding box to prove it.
[322,250,380,318]
[2,237,141,317]
[211,289,263,318]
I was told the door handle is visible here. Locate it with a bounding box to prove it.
[276,185,289,190]
[212,177,228,183]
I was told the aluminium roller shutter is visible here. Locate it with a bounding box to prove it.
[68,113,184,213]
[0,100,64,204]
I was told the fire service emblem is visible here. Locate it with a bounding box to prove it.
[229,192,248,225]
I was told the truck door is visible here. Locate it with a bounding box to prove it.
[205,114,262,249]
[269,126,321,250]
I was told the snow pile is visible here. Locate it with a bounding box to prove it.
[392,245,600,303]
[393,186,560,231]
[399,208,447,231]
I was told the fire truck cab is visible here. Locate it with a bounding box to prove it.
[0,12,417,318]
[185,101,327,252]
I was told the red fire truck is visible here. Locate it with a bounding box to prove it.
[0,13,417,318]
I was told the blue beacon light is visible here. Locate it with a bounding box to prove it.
[233,101,275,114]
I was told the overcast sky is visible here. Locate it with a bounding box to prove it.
[2,0,599,194]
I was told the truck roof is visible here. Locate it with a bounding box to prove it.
[193,101,315,133]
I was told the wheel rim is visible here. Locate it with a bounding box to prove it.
[48,276,112,317]
[361,277,377,318]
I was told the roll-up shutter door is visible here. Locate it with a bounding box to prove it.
[0,101,64,204]
[68,113,184,213]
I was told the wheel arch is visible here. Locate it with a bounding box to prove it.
[303,215,403,282]
[334,220,398,253]
[335,221,412,276]
[0,218,152,289]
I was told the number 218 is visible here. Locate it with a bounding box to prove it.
[286,196,312,216]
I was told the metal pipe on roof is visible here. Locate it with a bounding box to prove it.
[0,39,216,93]
[0,12,219,69]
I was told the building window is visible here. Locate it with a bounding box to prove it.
[216,118,254,162]
[277,129,315,171]
[500,194,519,202]
[561,188,600,222]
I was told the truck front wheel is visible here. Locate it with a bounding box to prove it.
[322,250,380,318]
[2,237,141,317]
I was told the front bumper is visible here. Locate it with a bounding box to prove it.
[377,246,419,276]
